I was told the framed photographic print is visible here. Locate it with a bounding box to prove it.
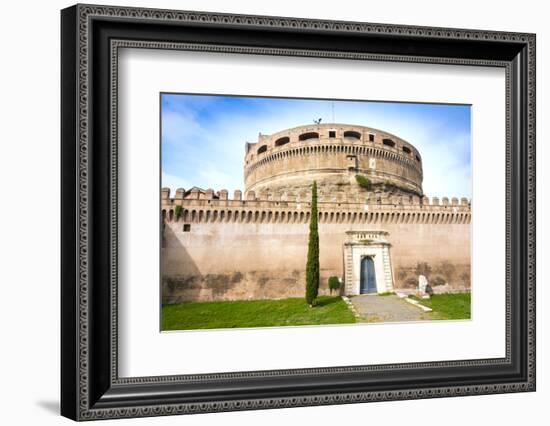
[61,4,536,421]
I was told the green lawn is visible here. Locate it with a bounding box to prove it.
[162,296,356,331]
[411,293,471,320]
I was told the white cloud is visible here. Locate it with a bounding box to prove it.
[198,164,241,191]
[420,131,472,198]
[161,110,203,146]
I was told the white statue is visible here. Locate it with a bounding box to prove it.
[418,275,428,294]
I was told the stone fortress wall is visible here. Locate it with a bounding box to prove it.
[161,123,471,303]
[161,189,471,303]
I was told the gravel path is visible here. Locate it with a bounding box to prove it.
[350,294,427,323]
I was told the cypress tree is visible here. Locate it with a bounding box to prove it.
[305,181,320,307]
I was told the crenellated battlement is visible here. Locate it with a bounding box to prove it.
[161,187,469,207]
[161,187,471,225]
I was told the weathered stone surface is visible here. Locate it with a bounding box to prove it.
[162,270,313,303]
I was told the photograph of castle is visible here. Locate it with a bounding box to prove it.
[160,94,471,331]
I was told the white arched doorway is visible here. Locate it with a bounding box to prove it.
[343,230,394,295]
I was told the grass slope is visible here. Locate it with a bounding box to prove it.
[412,293,471,320]
[162,296,356,331]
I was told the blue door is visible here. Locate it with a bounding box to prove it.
[360,257,377,294]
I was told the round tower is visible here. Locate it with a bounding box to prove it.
[244,123,423,200]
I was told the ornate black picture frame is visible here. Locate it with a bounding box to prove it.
[61,4,536,421]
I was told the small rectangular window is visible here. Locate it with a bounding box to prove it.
[329,131,336,138]
[183,224,191,232]
[368,133,375,142]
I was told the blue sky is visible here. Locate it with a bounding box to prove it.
[161,94,471,198]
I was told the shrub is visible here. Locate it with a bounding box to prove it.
[175,205,183,221]
[305,181,320,306]
[431,275,446,286]
[328,276,340,294]
[355,174,372,190]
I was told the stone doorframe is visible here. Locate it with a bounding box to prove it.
[343,230,394,295]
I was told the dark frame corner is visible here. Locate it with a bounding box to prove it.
[61,3,536,421]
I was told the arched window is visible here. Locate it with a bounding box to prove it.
[382,138,395,147]
[299,132,319,141]
[257,145,268,154]
[343,130,361,140]
[402,146,411,154]
[415,155,421,162]
[274,136,290,147]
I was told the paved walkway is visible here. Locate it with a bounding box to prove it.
[350,294,427,323]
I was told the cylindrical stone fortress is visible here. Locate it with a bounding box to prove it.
[244,123,423,199]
